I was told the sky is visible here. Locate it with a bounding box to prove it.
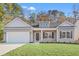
[18,3,79,16]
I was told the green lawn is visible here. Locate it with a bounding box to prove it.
[3,43,79,56]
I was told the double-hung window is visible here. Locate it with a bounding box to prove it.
[60,31,65,38]
[43,32,48,38]
[43,32,54,39]
[67,31,72,38]
[60,31,72,39]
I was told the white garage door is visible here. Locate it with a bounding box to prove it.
[6,31,30,43]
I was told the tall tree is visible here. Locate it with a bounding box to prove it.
[48,10,65,20]
[73,4,79,21]
[0,4,5,41]
[29,12,36,23]
[52,10,58,20]
[4,3,22,16]
[59,11,64,16]
[0,3,23,41]
[0,4,5,21]
[2,3,23,24]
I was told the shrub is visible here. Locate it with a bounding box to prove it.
[0,30,3,41]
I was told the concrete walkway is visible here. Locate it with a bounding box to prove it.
[0,43,24,56]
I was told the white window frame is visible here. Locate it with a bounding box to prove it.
[43,32,49,38]
[43,32,54,39]
[67,31,72,38]
[60,31,72,39]
[60,31,65,38]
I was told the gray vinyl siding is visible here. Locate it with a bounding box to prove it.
[57,26,75,43]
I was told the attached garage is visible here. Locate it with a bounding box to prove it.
[5,31,30,43]
[4,17,33,43]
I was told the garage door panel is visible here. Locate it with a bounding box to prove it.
[6,32,30,43]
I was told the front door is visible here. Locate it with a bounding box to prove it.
[35,33,40,42]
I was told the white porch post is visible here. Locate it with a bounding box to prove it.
[40,30,43,42]
[57,29,59,42]
[30,30,33,42]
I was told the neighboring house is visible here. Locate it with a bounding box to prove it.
[3,16,79,43]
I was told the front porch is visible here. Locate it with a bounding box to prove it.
[33,28,57,42]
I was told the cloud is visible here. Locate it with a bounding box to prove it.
[27,6,36,11]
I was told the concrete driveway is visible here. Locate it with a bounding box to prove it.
[0,43,24,56]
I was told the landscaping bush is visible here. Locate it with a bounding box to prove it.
[0,30,3,41]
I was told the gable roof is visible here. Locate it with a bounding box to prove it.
[58,20,74,27]
[50,21,61,28]
[5,17,32,28]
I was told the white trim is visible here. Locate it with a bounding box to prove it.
[41,30,43,42]
[5,17,33,28]
[33,28,57,30]
[57,20,74,28]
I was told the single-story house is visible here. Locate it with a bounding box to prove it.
[3,17,79,43]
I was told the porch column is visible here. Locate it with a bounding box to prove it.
[30,30,33,42]
[57,29,59,42]
[40,30,43,42]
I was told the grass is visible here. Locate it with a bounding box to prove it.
[3,43,79,56]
